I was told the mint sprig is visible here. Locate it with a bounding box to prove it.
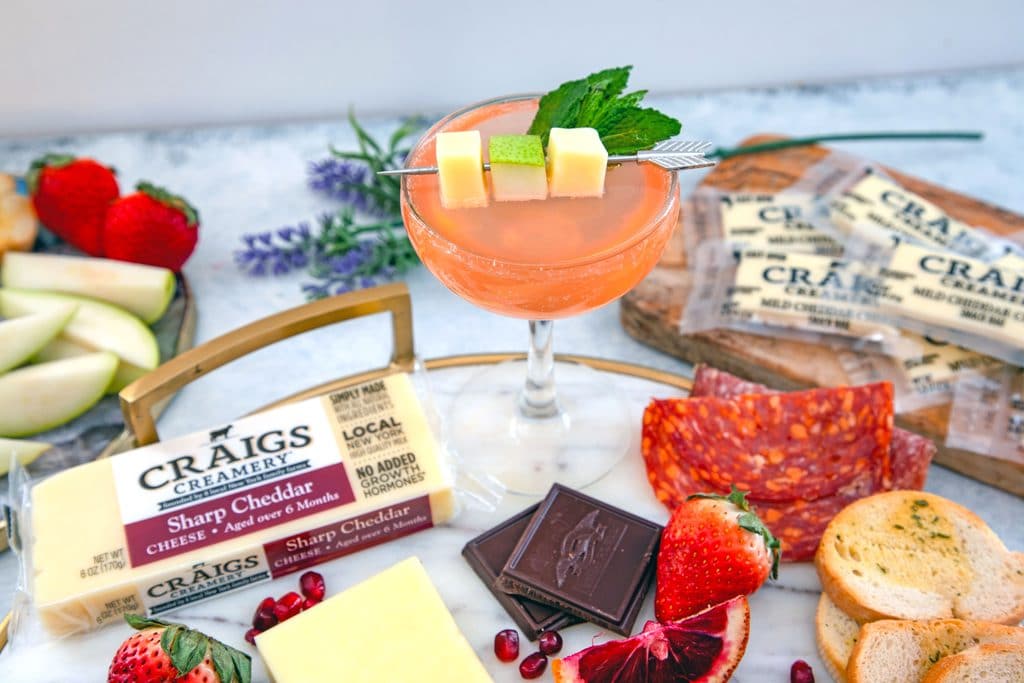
[527,65,681,155]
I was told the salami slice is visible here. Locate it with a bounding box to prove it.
[642,401,871,561]
[691,365,933,489]
[890,428,935,490]
[645,383,893,502]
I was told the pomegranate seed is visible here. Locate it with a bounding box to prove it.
[252,597,276,629]
[791,659,815,683]
[519,652,547,679]
[494,629,520,662]
[244,628,260,645]
[537,630,562,655]
[274,591,304,622]
[253,605,278,632]
[302,597,317,611]
[299,571,326,602]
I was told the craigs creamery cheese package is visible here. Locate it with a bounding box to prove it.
[7,372,463,638]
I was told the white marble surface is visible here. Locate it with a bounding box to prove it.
[2,67,1024,680]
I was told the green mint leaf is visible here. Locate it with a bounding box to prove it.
[230,648,253,683]
[527,78,590,146]
[528,66,681,154]
[599,107,682,155]
[590,89,647,131]
[125,613,171,631]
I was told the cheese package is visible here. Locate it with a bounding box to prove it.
[947,365,1024,465]
[801,160,1013,263]
[877,242,1024,366]
[681,188,843,257]
[256,556,493,683]
[838,332,1002,412]
[10,372,458,637]
[680,241,908,353]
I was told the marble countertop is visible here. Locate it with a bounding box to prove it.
[2,67,1024,680]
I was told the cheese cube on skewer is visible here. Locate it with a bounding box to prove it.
[435,131,488,209]
[488,134,547,201]
[547,127,608,198]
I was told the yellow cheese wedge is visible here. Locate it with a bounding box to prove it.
[436,131,488,208]
[28,373,455,636]
[547,127,608,198]
[257,557,492,683]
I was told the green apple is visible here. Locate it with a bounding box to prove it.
[0,352,117,437]
[0,289,158,371]
[0,437,52,476]
[33,337,147,394]
[0,303,76,374]
[1,252,175,324]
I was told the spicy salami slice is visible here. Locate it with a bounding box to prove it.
[645,383,893,502]
[890,428,935,490]
[642,401,870,561]
[691,365,932,490]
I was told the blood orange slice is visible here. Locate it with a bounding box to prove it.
[551,596,749,683]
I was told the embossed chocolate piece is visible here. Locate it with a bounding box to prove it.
[497,484,662,635]
[462,504,581,640]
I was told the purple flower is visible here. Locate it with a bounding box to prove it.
[308,158,376,212]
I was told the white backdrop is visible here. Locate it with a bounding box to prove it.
[1,0,1023,137]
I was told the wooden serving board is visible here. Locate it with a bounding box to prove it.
[621,135,1024,496]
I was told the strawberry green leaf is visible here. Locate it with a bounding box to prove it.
[26,153,75,194]
[125,613,171,631]
[230,647,253,683]
[170,628,207,677]
[136,181,200,227]
[690,486,782,579]
[211,640,239,683]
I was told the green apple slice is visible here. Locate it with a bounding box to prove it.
[0,352,117,437]
[0,304,76,374]
[0,437,52,476]
[0,289,158,371]
[34,337,147,394]
[1,252,175,323]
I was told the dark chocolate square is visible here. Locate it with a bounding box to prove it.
[497,484,661,636]
[462,504,581,640]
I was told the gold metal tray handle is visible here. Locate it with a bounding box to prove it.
[119,283,414,447]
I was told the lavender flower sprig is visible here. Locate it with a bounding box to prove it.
[236,112,425,299]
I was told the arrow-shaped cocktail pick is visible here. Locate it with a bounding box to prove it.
[376,139,716,176]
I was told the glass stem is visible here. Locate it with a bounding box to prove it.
[519,320,559,419]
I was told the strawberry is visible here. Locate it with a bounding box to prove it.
[655,486,781,622]
[107,614,251,683]
[27,153,119,255]
[103,182,199,271]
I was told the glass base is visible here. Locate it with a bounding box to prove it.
[447,360,632,496]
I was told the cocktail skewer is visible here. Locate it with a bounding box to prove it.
[377,139,716,176]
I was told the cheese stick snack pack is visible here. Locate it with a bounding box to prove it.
[4,370,494,643]
[680,188,843,257]
[796,153,1014,263]
[681,241,908,353]
[838,332,1002,412]
[947,365,1024,465]
[876,242,1024,366]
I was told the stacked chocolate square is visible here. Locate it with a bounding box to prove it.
[462,484,662,639]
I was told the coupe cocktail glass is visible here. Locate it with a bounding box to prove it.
[402,95,679,495]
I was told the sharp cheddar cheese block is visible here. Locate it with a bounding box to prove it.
[27,373,456,636]
[256,557,493,683]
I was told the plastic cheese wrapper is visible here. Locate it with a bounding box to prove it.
[795,152,1015,263]
[680,240,909,354]
[680,187,843,257]
[875,242,1024,366]
[947,365,1024,465]
[838,332,1003,413]
[2,369,499,646]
